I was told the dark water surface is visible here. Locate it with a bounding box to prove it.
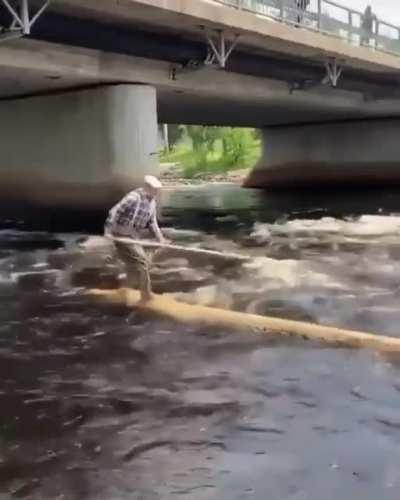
[2,185,400,499]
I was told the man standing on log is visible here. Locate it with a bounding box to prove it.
[104,175,165,303]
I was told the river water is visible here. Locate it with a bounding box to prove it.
[1,185,400,499]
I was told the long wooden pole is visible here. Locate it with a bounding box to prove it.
[109,236,250,262]
[79,236,249,262]
[88,288,400,354]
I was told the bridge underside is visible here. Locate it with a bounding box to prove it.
[2,38,400,211]
[2,81,400,208]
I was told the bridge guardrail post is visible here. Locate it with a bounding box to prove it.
[347,10,352,43]
[317,0,322,30]
[279,0,284,21]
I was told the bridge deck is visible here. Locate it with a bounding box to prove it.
[1,0,400,127]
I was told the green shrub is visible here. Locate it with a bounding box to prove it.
[160,126,261,178]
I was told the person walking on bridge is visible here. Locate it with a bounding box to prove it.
[104,175,166,303]
[361,5,376,47]
[295,0,310,25]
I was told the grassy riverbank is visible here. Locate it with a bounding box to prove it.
[160,126,261,179]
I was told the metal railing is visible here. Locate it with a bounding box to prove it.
[0,0,50,41]
[213,0,400,57]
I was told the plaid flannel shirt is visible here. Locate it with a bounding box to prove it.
[105,188,162,240]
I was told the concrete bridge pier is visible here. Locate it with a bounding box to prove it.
[0,84,159,210]
[245,120,400,189]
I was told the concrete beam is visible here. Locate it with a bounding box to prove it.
[1,39,385,127]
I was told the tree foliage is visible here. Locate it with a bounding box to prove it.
[160,125,261,178]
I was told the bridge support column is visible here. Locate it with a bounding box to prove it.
[0,84,159,209]
[245,120,400,189]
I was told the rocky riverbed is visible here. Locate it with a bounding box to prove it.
[160,163,250,187]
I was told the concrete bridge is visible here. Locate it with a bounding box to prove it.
[1,0,400,209]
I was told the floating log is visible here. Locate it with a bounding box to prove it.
[88,288,400,354]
